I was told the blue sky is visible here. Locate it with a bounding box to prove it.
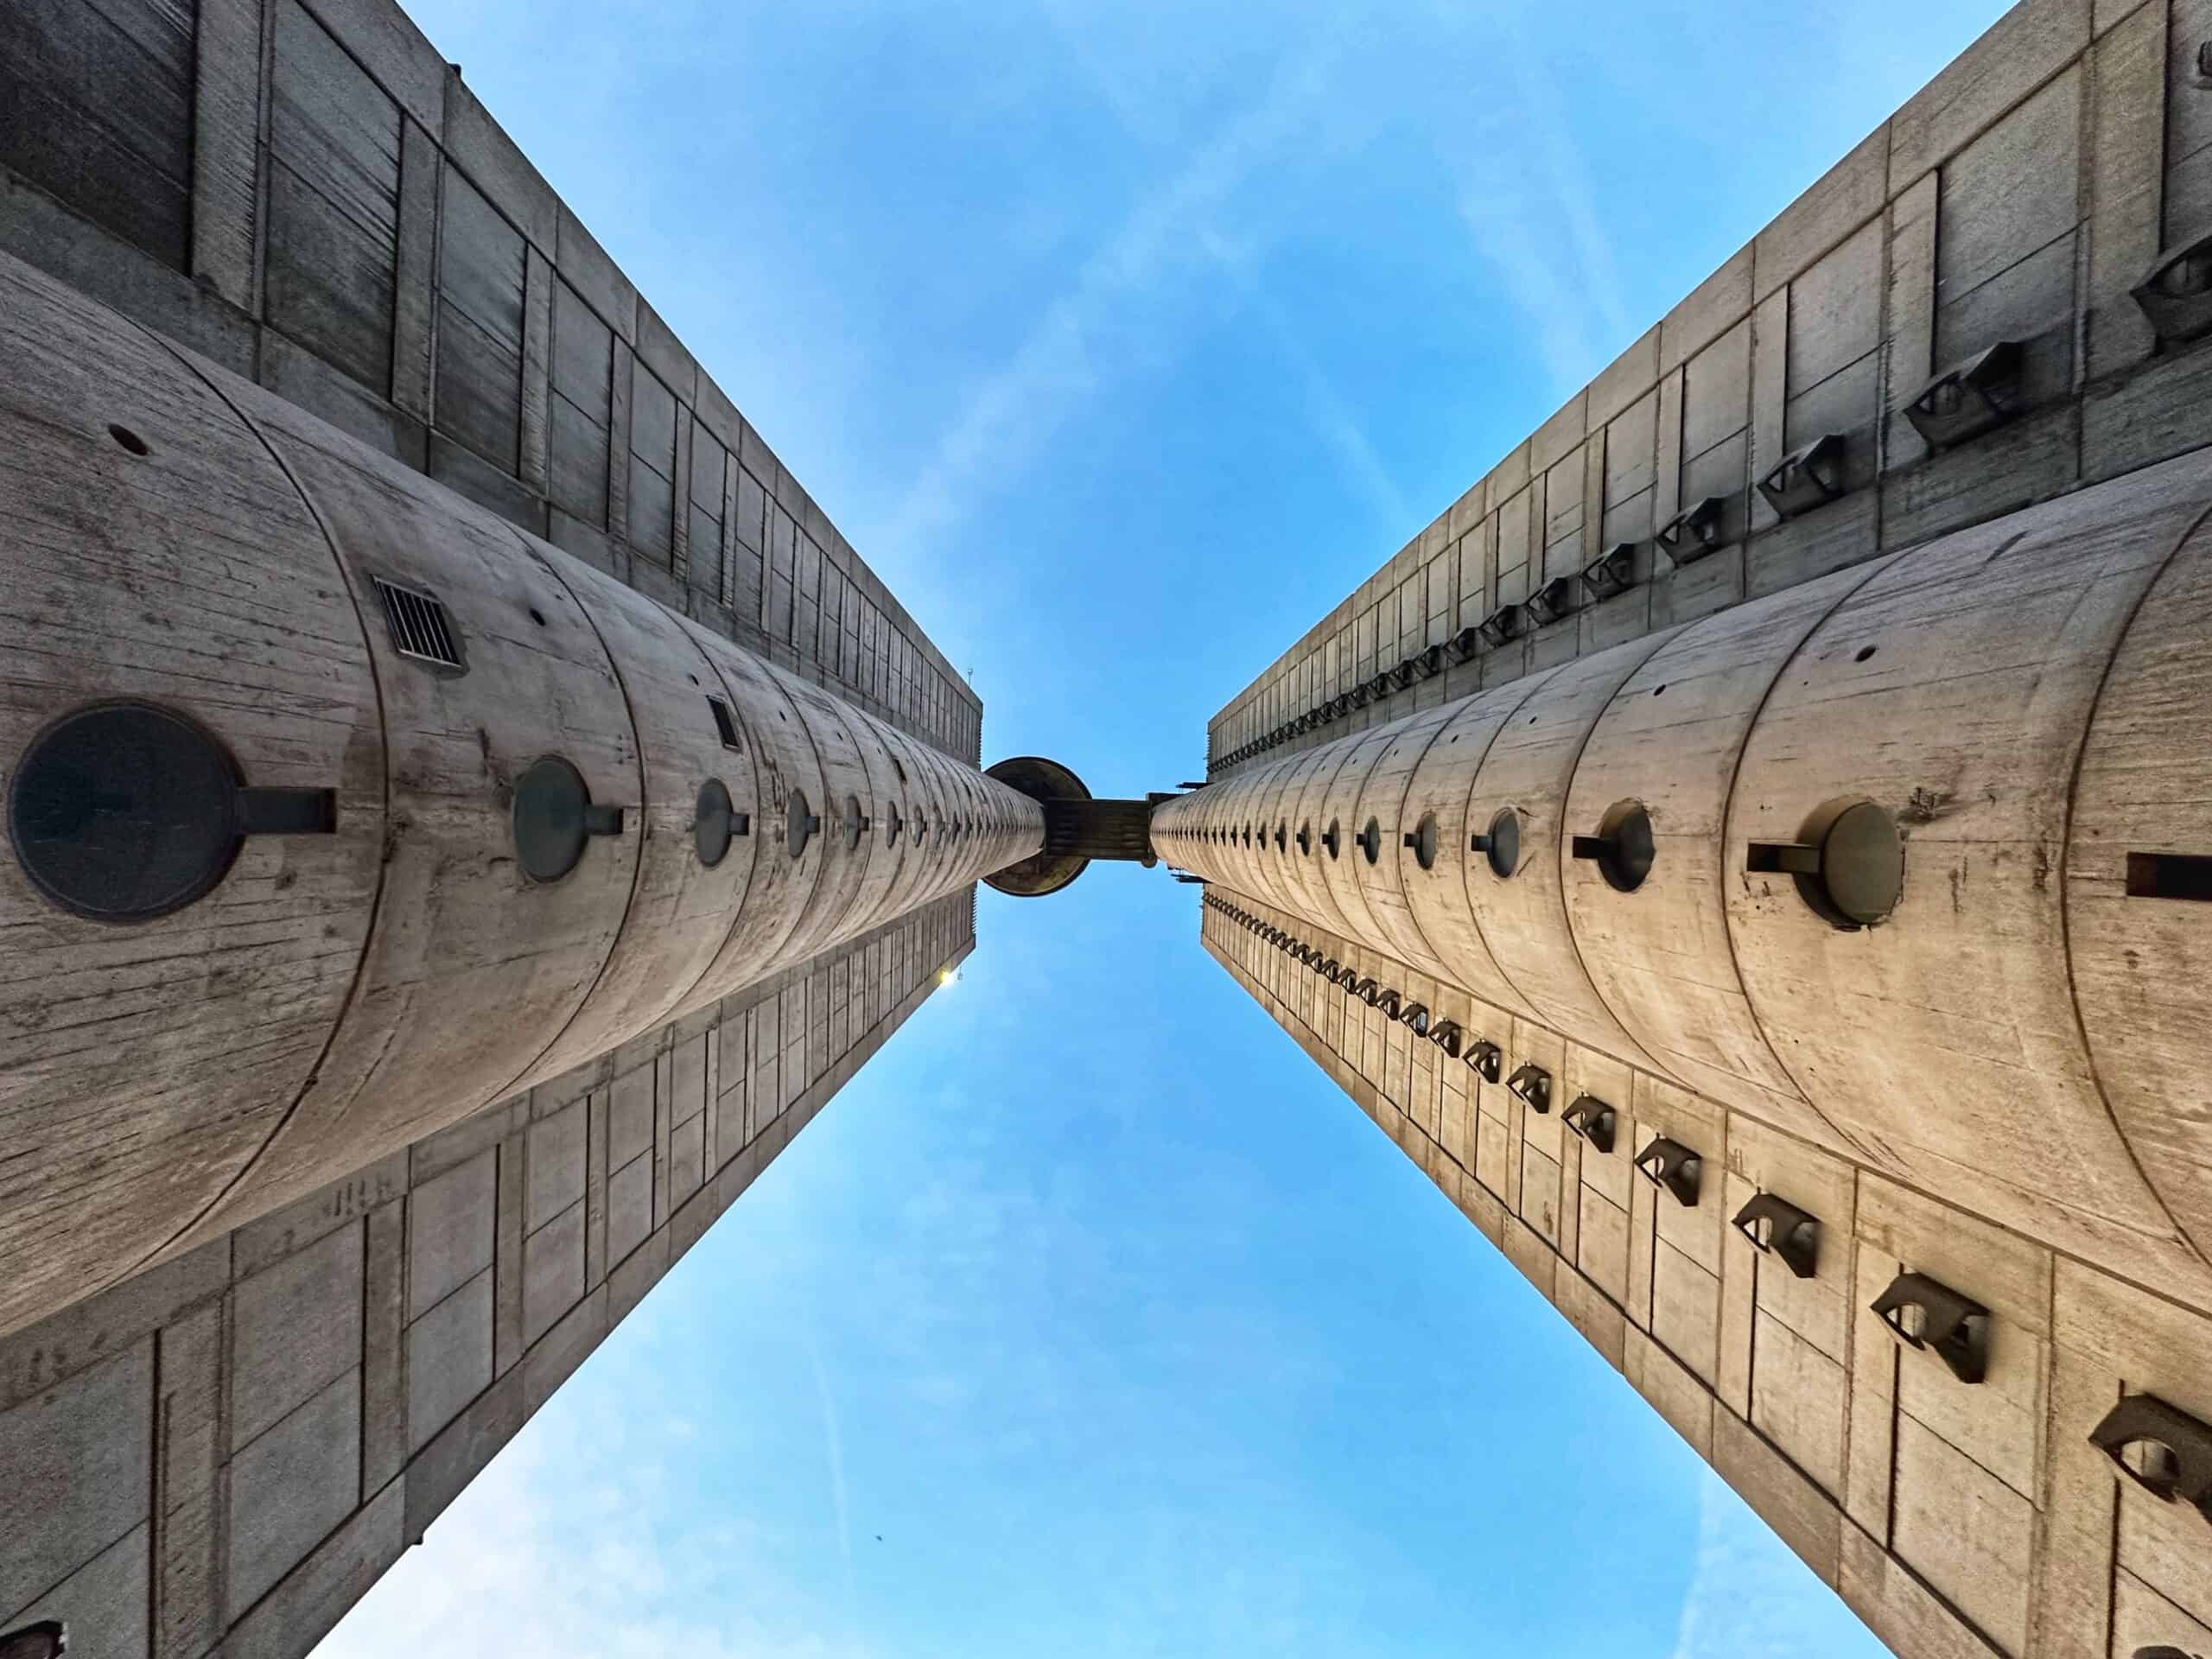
[321,3,2011,1653]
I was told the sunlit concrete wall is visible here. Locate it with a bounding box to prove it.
[1179,3,2212,1654]
[1206,0,2209,784]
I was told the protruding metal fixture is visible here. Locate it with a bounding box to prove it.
[1400,1001,1430,1034]
[1904,340,2024,450]
[1573,799,1655,893]
[1449,625,1484,662]
[1505,1062,1551,1113]
[2134,232,2212,343]
[2089,1395,2212,1523]
[1758,432,1848,520]
[1872,1271,1989,1384]
[1746,798,1904,929]
[1297,822,1313,855]
[1636,1136,1701,1207]
[1732,1192,1820,1278]
[8,700,340,921]
[1582,542,1638,601]
[1561,1093,1616,1154]
[1357,817,1383,864]
[1478,603,1525,648]
[1656,495,1727,565]
[0,1621,67,1659]
[1321,819,1342,859]
[1274,822,1287,852]
[1467,1039,1503,1083]
[1430,1020,1462,1058]
[1526,576,1575,628]
[513,755,624,884]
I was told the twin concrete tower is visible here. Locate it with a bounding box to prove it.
[2,1,2210,1657]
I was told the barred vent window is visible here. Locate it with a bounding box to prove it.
[372,576,464,669]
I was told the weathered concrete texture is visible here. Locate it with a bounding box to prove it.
[1205,0,2205,783]
[0,246,1041,1336]
[0,0,980,766]
[0,892,972,1659]
[1199,893,2212,1659]
[1157,451,2212,1304]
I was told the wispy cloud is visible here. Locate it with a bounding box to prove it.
[1447,11,1633,399]
[1197,226,1413,536]
[1668,1470,1855,1659]
[313,1417,876,1659]
[874,35,1342,557]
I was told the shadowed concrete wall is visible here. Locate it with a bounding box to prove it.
[0,243,1040,1337]
[0,892,970,1659]
[0,1,1002,1654]
[0,0,982,766]
[1206,0,2211,783]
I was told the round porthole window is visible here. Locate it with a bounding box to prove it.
[1477,808,1521,880]
[10,700,246,920]
[1580,799,1655,893]
[514,755,622,883]
[1357,817,1382,865]
[1409,812,1440,872]
[1747,798,1904,929]
[694,779,736,868]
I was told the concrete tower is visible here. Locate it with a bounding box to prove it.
[1158,3,2212,1655]
[10,2,2212,1659]
[0,2,1090,1654]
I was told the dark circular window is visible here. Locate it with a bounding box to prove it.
[9,700,245,921]
[1478,808,1521,880]
[1586,799,1655,893]
[694,779,736,868]
[1808,799,1904,927]
[1357,817,1382,865]
[786,789,817,858]
[513,756,605,884]
[1409,812,1440,872]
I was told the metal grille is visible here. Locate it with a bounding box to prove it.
[371,576,463,669]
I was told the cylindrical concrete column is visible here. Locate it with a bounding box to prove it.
[0,251,1041,1337]
[1154,446,2212,1304]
